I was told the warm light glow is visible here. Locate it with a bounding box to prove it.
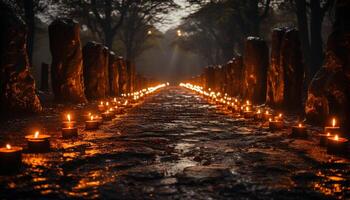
[246,100,250,105]
[334,134,339,141]
[88,112,91,116]
[332,118,336,127]
[265,111,269,115]
[269,118,272,122]
[106,102,109,106]
[90,116,94,120]
[100,101,103,105]
[6,144,11,149]
[257,109,261,114]
[327,132,330,136]
[279,113,282,118]
[34,131,39,138]
[67,114,71,122]
[246,107,249,111]
[298,123,302,128]
[113,98,116,102]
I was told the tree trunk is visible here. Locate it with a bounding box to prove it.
[104,31,114,49]
[23,0,35,65]
[295,0,311,82]
[310,0,324,77]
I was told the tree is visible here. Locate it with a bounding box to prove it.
[118,0,178,61]
[293,0,335,81]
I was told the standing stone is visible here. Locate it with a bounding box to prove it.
[242,37,269,103]
[280,28,304,110]
[204,66,215,90]
[305,1,350,130]
[117,57,128,95]
[266,28,285,107]
[0,3,41,113]
[226,56,243,97]
[108,51,119,96]
[83,42,109,99]
[49,18,86,103]
[126,60,136,93]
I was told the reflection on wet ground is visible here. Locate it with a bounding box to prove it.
[0,86,349,199]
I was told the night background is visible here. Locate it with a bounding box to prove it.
[0,0,349,199]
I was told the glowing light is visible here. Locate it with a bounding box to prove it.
[34,131,39,138]
[298,123,302,128]
[332,118,336,127]
[327,132,330,136]
[6,144,11,149]
[334,134,339,141]
[257,109,261,114]
[269,118,272,122]
[90,116,94,120]
[67,114,71,122]
[100,101,103,105]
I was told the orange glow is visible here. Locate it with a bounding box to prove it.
[298,123,302,128]
[334,135,339,141]
[100,101,103,105]
[6,144,11,149]
[67,114,71,122]
[113,98,116,102]
[106,102,109,106]
[269,118,272,122]
[265,111,269,115]
[332,118,336,127]
[327,132,330,136]
[90,116,94,120]
[34,131,39,138]
[246,100,250,105]
[246,107,249,111]
[257,109,261,114]
[279,113,282,118]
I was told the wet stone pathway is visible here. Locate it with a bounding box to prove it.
[0,86,349,199]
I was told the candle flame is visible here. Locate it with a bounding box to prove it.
[298,123,302,128]
[6,144,11,149]
[332,118,336,127]
[113,98,116,102]
[257,109,261,114]
[100,101,103,105]
[106,102,109,106]
[246,100,250,105]
[335,134,339,141]
[67,114,71,122]
[34,131,39,138]
[265,111,269,114]
[269,118,272,122]
[327,132,330,136]
[279,113,282,118]
[91,116,94,120]
[246,107,249,111]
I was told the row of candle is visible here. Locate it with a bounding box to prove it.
[180,83,349,155]
[0,83,168,173]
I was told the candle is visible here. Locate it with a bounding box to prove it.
[62,125,78,139]
[25,131,50,152]
[102,110,113,121]
[291,123,307,138]
[0,144,22,172]
[98,101,106,111]
[269,118,284,130]
[319,132,332,146]
[263,110,272,121]
[324,118,341,135]
[327,134,348,154]
[243,106,254,119]
[254,109,263,120]
[62,114,76,128]
[85,116,99,130]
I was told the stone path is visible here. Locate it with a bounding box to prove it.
[0,86,349,199]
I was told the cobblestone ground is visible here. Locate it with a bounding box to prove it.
[0,86,349,199]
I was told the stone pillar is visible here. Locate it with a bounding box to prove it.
[40,63,49,91]
[242,37,269,104]
[126,60,136,93]
[305,0,350,131]
[213,65,223,92]
[49,18,86,103]
[0,3,41,113]
[280,28,304,110]
[204,66,215,90]
[108,51,119,96]
[266,28,285,107]
[117,57,128,95]
[82,42,109,99]
[226,56,243,97]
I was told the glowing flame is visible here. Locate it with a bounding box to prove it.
[67,114,71,122]
[113,98,116,102]
[269,118,272,122]
[298,123,302,128]
[100,101,103,105]
[246,100,250,105]
[34,131,39,138]
[106,102,109,106]
[334,134,339,141]
[327,132,330,136]
[257,109,261,114]
[90,116,94,120]
[246,107,249,111]
[332,118,336,127]
[265,111,269,115]
[279,113,282,118]
[6,144,11,149]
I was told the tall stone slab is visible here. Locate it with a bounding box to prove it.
[83,42,109,99]
[49,18,86,103]
[0,2,41,113]
[117,57,128,95]
[242,37,269,104]
[108,51,119,96]
[266,28,285,107]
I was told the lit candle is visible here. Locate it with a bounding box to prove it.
[291,123,307,138]
[269,118,284,130]
[324,118,341,135]
[102,110,114,121]
[243,106,254,119]
[327,134,348,154]
[98,101,106,112]
[319,132,332,146]
[85,116,99,130]
[25,131,50,152]
[0,144,22,172]
[263,110,272,121]
[254,109,263,120]
[62,114,76,128]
